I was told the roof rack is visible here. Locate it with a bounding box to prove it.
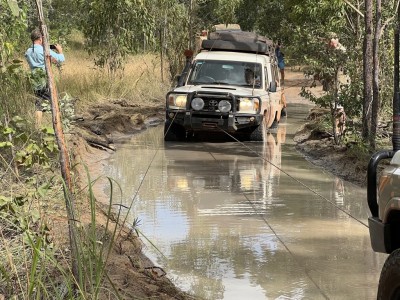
[203,27,275,55]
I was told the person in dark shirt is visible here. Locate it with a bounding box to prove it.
[275,42,285,85]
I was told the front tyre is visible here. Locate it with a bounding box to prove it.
[268,111,279,129]
[164,122,185,141]
[249,114,267,141]
[247,125,262,141]
[378,249,400,300]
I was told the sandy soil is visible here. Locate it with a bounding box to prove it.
[68,69,369,299]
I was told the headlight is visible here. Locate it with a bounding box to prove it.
[218,100,231,112]
[168,94,187,109]
[238,97,260,113]
[191,97,204,110]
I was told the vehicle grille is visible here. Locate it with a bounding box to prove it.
[192,93,237,112]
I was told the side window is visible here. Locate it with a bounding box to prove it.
[189,62,203,81]
[264,67,269,91]
[272,64,279,86]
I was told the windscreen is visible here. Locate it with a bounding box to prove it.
[187,60,262,88]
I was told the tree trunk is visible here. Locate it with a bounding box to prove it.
[189,0,193,50]
[371,0,382,150]
[160,22,164,83]
[35,0,80,285]
[363,0,374,141]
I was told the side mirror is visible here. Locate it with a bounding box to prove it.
[269,81,277,92]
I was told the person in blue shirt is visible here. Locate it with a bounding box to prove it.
[25,28,65,127]
[275,42,285,85]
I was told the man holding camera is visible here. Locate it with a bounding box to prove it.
[25,28,65,127]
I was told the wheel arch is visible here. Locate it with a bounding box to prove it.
[385,208,400,253]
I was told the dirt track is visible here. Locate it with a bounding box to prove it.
[69,68,367,299]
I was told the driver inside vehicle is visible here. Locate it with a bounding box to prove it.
[244,68,260,86]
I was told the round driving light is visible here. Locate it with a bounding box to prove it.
[191,97,205,110]
[249,117,255,122]
[168,112,175,118]
[218,100,231,113]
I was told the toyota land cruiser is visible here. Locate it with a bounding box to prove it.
[164,27,285,141]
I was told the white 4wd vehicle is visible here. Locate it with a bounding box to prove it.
[368,150,400,299]
[164,29,285,141]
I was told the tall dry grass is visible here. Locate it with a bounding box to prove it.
[58,50,172,112]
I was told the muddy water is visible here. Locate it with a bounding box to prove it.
[103,103,386,300]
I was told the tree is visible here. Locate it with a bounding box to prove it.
[236,0,286,41]
[47,0,81,41]
[197,0,241,28]
[150,0,191,82]
[79,0,156,73]
[280,0,354,144]
[368,0,400,149]
[0,0,28,117]
[363,0,374,144]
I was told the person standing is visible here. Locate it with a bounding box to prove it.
[319,34,348,137]
[275,41,285,85]
[25,28,65,127]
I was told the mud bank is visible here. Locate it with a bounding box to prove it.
[70,101,193,299]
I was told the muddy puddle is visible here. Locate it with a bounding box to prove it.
[103,103,386,299]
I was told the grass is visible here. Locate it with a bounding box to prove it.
[58,50,171,112]
[0,168,125,299]
[0,42,178,298]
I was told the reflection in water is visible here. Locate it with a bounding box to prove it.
[164,128,286,217]
[332,177,345,206]
[103,104,386,300]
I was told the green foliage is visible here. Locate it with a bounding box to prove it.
[40,93,76,132]
[0,165,127,298]
[0,1,31,118]
[0,195,41,234]
[237,0,284,39]
[345,135,372,161]
[0,0,27,65]
[154,0,190,80]
[79,0,156,73]
[268,0,359,144]
[47,0,81,42]
[72,170,123,298]
[197,0,241,27]
[213,0,241,25]
[0,60,31,119]
[0,116,58,170]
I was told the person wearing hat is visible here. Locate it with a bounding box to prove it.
[25,28,65,127]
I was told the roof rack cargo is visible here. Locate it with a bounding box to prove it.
[201,39,272,55]
[204,25,275,55]
[209,30,272,45]
[212,24,241,31]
